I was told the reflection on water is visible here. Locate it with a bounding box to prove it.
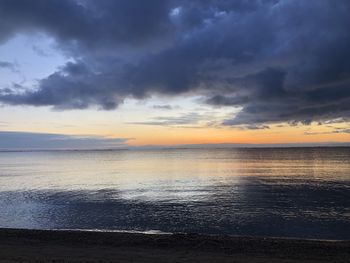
[0,148,349,239]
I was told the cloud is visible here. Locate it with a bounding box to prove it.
[0,61,18,73]
[32,45,51,57]
[127,112,202,127]
[152,104,174,110]
[0,0,350,125]
[240,124,270,130]
[304,128,350,135]
[0,131,131,150]
[0,121,9,127]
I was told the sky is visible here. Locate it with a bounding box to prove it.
[0,0,349,149]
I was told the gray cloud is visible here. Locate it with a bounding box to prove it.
[0,61,12,68]
[0,131,130,150]
[152,105,174,110]
[32,45,51,57]
[0,61,18,73]
[127,112,202,127]
[241,124,270,130]
[304,128,350,135]
[0,0,349,125]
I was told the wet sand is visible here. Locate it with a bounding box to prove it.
[0,228,349,262]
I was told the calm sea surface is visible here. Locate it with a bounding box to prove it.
[0,147,349,239]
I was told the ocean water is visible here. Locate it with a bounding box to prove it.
[0,147,349,240]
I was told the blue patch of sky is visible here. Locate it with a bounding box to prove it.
[0,33,69,90]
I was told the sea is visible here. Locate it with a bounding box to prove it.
[0,147,349,240]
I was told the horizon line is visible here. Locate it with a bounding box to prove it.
[0,141,349,152]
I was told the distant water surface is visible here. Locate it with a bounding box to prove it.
[0,147,349,240]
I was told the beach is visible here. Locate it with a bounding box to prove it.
[0,228,349,262]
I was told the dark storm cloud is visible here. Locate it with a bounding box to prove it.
[0,131,130,150]
[0,0,350,125]
[0,0,173,46]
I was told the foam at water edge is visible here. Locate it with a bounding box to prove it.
[52,228,173,235]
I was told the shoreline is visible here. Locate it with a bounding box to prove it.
[5,227,350,242]
[0,228,349,262]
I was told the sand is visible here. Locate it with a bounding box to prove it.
[0,228,349,262]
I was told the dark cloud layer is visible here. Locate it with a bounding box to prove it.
[0,0,350,125]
